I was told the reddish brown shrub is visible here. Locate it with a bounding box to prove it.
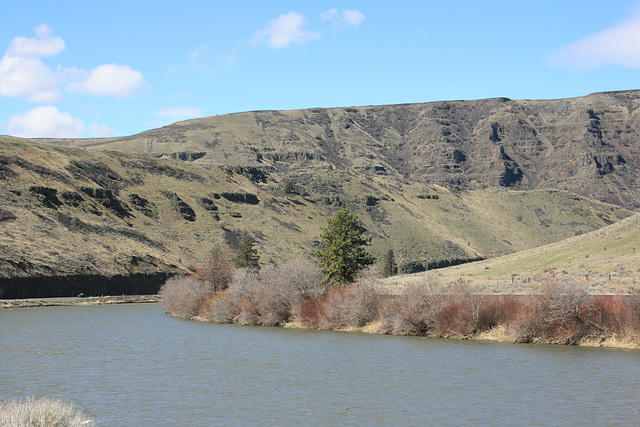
[627,290,640,338]
[299,297,328,326]
[382,280,529,338]
[298,271,382,329]
[380,278,445,336]
[590,297,626,335]
[320,283,380,329]
[193,248,233,292]
[513,280,598,344]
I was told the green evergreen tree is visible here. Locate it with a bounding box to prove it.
[380,248,397,278]
[317,208,375,285]
[234,234,260,269]
[283,179,296,195]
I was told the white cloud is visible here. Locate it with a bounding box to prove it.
[190,45,209,61]
[7,24,65,58]
[549,10,640,69]
[321,9,365,27]
[155,106,203,119]
[89,123,116,137]
[7,106,83,138]
[321,9,339,20]
[252,12,321,49]
[0,24,64,102]
[342,10,365,27]
[66,63,149,97]
[0,55,61,102]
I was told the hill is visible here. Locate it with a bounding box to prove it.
[42,89,640,210]
[385,213,640,294]
[0,131,631,298]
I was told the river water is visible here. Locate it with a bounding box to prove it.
[1,303,639,426]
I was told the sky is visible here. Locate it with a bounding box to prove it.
[2,0,640,138]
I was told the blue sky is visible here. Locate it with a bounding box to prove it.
[1,0,640,138]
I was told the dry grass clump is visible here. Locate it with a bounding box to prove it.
[0,396,94,427]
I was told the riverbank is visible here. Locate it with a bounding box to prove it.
[178,274,640,351]
[0,294,159,308]
[278,319,640,350]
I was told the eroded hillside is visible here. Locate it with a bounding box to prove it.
[0,130,631,297]
[44,90,640,209]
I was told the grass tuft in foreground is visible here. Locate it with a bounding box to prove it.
[0,397,94,427]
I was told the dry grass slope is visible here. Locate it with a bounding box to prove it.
[386,213,640,294]
[4,90,640,297]
[0,132,634,297]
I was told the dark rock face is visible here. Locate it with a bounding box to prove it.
[0,273,173,299]
[363,196,379,207]
[200,197,218,212]
[128,193,156,218]
[61,191,84,207]
[67,160,122,190]
[29,186,62,209]
[223,166,271,183]
[79,187,132,218]
[167,151,207,161]
[399,257,484,274]
[218,192,260,204]
[162,191,196,221]
[0,208,16,222]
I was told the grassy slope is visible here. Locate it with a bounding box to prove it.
[385,213,640,294]
[0,135,633,291]
[40,91,640,212]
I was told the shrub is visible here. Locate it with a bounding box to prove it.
[381,279,525,338]
[431,285,516,337]
[258,258,324,325]
[513,279,598,344]
[0,396,94,426]
[222,267,261,325]
[204,258,324,326]
[381,277,445,336]
[283,179,296,195]
[160,246,235,318]
[321,282,380,329]
[627,289,640,340]
[200,291,238,323]
[159,275,211,318]
[193,247,234,292]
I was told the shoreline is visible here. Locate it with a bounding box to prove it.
[189,315,640,351]
[0,294,159,309]
[4,294,637,350]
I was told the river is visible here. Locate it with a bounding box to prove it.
[1,303,639,426]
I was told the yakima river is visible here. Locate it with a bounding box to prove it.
[1,303,639,426]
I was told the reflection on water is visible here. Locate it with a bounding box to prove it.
[1,303,640,426]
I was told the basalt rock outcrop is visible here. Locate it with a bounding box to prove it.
[4,90,640,297]
[51,90,640,210]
